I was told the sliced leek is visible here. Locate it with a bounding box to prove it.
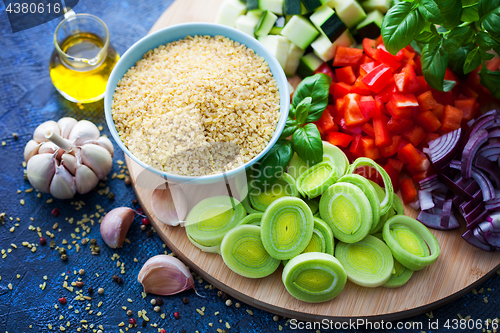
[392,194,404,215]
[309,217,335,256]
[319,182,372,243]
[335,235,394,287]
[185,196,246,248]
[282,252,347,303]
[304,198,319,215]
[241,196,260,214]
[322,141,349,176]
[186,233,221,254]
[368,180,397,234]
[383,215,440,271]
[338,174,380,233]
[296,161,339,198]
[240,213,264,226]
[287,153,308,180]
[249,172,298,211]
[383,259,414,288]
[221,225,281,278]
[348,158,394,215]
[261,197,314,260]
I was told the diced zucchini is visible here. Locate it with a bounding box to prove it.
[309,5,347,42]
[284,43,306,77]
[311,29,355,62]
[281,15,319,50]
[319,0,340,8]
[301,0,323,12]
[236,13,261,36]
[356,10,384,39]
[270,26,284,34]
[260,0,285,15]
[283,0,301,15]
[248,9,264,18]
[215,0,247,28]
[335,0,367,28]
[258,35,290,69]
[255,10,278,37]
[297,53,324,78]
[361,0,393,14]
[246,0,259,10]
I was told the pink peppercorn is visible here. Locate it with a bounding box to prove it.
[52,208,60,216]
[58,297,67,305]
[141,218,149,226]
[174,312,180,319]
[39,237,47,245]
[129,318,136,325]
[160,330,166,333]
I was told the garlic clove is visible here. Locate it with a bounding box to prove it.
[27,153,55,193]
[138,255,195,296]
[57,117,78,139]
[95,136,114,157]
[75,164,99,194]
[151,183,188,226]
[62,153,77,175]
[50,163,76,199]
[100,207,135,248]
[33,121,60,143]
[24,139,40,162]
[39,141,65,160]
[80,144,113,179]
[69,120,100,146]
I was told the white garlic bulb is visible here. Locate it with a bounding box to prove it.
[25,117,114,199]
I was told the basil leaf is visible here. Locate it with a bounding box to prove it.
[280,119,299,139]
[289,106,296,118]
[415,30,436,43]
[461,5,479,22]
[381,2,425,55]
[443,80,457,91]
[252,140,293,190]
[292,124,323,166]
[462,0,478,6]
[463,47,482,74]
[421,39,452,91]
[479,67,500,99]
[479,49,495,60]
[292,74,331,123]
[419,0,443,24]
[436,0,463,29]
[295,97,312,125]
[443,26,473,53]
[476,31,500,55]
[448,43,475,76]
[479,0,500,35]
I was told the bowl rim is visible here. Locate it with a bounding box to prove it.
[104,22,290,184]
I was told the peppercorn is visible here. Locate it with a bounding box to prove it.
[140,225,147,231]
[81,238,88,245]
[75,281,84,288]
[156,297,164,306]
[182,297,189,304]
[60,254,68,261]
[221,293,228,302]
[58,248,66,255]
[90,239,97,245]
[127,310,133,316]
[108,192,115,200]
[154,306,160,312]
[137,207,143,214]
[235,302,241,308]
[39,237,47,245]
[92,246,100,254]
[51,208,60,217]
[150,299,156,306]
[142,320,147,327]
[174,312,180,319]
[132,199,138,205]
[160,329,167,333]
[98,288,104,294]
[273,315,279,322]
[129,318,136,325]
[217,291,223,298]
[112,275,123,285]
[12,133,18,140]
[146,230,153,237]
[88,287,94,294]
[141,218,149,226]
[59,297,67,305]
[124,177,131,185]
[78,269,85,275]
[225,300,232,307]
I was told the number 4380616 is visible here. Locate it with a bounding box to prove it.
[6,2,61,14]
[444,319,498,330]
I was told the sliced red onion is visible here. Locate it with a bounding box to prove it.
[467,118,475,127]
[438,172,475,201]
[466,209,490,230]
[433,192,446,208]
[417,208,460,230]
[419,174,439,189]
[488,128,500,139]
[419,190,434,210]
[475,155,500,188]
[463,230,492,251]
[473,228,489,245]
[484,231,500,248]
[486,212,500,226]
[461,130,488,179]
[427,128,461,169]
[470,166,495,201]
[485,197,500,210]
[459,190,483,215]
[409,200,420,210]
[440,192,454,229]
[477,143,500,161]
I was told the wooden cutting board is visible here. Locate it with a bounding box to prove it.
[125,0,500,321]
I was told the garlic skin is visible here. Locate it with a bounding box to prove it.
[50,162,76,199]
[33,121,60,143]
[151,183,188,226]
[95,136,114,157]
[61,153,77,175]
[39,141,65,160]
[100,207,136,248]
[69,120,100,146]
[75,164,99,194]
[80,144,113,179]
[27,153,55,193]
[24,140,40,162]
[58,117,78,139]
[138,255,195,296]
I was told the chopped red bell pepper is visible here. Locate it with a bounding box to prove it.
[362,122,375,137]
[415,76,431,96]
[354,165,383,186]
[363,38,377,59]
[375,81,397,103]
[373,115,392,147]
[357,95,380,118]
[361,64,393,93]
[390,93,419,108]
[460,85,479,99]
[441,105,463,132]
[333,46,364,67]
[349,134,364,157]
[399,143,427,166]
[360,136,381,160]
[314,62,336,81]
[335,66,356,85]
[402,125,427,147]
[373,44,401,72]
[396,139,409,164]
[387,117,413,134]
[386,100,413,119]
[454,98,478,122]
[360,62,377,76]
[401,179,418,204]
[412,168,436,183]
[326,104,336,117]
[394,65,419,93]
[327,132,353,148]
[420,132,440,148]
[315,108,337,133]
[406,157,431,174]
[415,111,441,133]
[379,134,402,158]
[417,91,439,112]
[431,88,454,106]
[344,93,368,126]
[341,121,364,135]
[351,76,372,95]
[332,82,352,101]
[432,103,444,120]
[383,162,400,192]
[388,158,404,173]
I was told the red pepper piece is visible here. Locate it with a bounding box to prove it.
[401,179,418,204]
[400,143,427,166]
[357,95,379,118]
[327,132,353,148]
[375,81,397,103]
[373,115,392,147]
[362,122,375,137]
[454,98,478,123]
[387,117,413,134]
[315,108,337,133]
[363,38,377,59]
[344,94,368,126]
[360,136,381,160]
[379,134,402,158]
[441,105,463,132]
[390,93,419,108]
[332,82,352,101]
[351,76,372,95]
[349,134,364,157]
[386,100,413,119]
[335,66,356,85]
[360,62,377,76]
[431,88,454,106]
[431,103,444,120]
[361,63,393,93]
[333,46,364,67]
[402,124,427,146]
[416,91,439,112]
[415,76,430,96]
[373,44,401,72]
[383,162,400,192]
[415,111,441,133]
[315,62,336,81]
[388,158,404,173]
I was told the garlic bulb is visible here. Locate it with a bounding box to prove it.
[24,117,114,199]
[100,207,136,248]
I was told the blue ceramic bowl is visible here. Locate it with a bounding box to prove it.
[104,22,289,184]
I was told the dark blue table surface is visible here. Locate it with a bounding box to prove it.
[0,1,499,332]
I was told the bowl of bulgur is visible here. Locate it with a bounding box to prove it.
[104,23,289,184]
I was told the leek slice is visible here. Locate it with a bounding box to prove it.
[392,194,404,215]
[383,259,414,288]
[304,198,319,215]
[282,252,347,303]
[240,213,264,226]
[322,141,349,176]
[186,233,221,254]
[221,225,281,278]
[368,180,400,234]
[249,173,298,211]
[348,158,394,215]
[335,235,394,287]
[185,196,246,247]
[241,196,260,214]
[287,153,308,180]
[383,215,440,271]
[296,161,339,198]
[338,174,381,233]
[261,196,314,260]
[319,182,372,243]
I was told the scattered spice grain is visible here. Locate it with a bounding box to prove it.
[98,288,104,294]
[52,208,60,217]
[182,297,189,304]
[156,297,164,306]
[39,237,47,245]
